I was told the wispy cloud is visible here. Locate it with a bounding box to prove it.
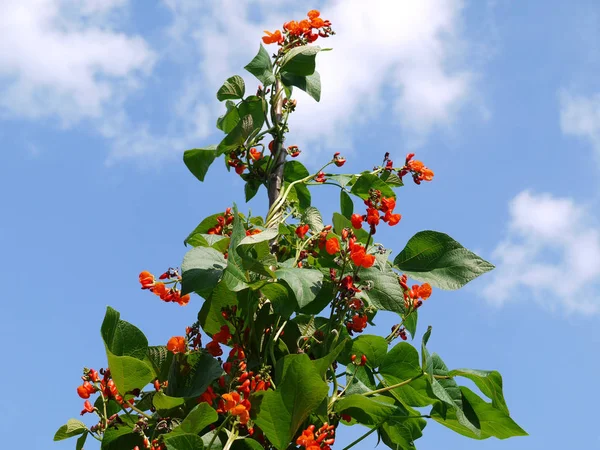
[482,191,600,315]
[560,90,600,158]
[0,0,155,124]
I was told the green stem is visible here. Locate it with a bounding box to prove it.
[207,416,232,450]
[341,427,378,450]
[362,373,423,396]
[128,403,152,420]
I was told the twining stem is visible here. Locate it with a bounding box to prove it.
[341,427,378,450]
[267,78,286,210]
[362,373,423,396]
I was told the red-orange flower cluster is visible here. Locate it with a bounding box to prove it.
[139,270,190,306]
[400,153,434,184]
[167,336,187,354]
[208,207,235,235]
[220,391,251,424]
[206,325,232,357]
[399,274,433,310]
[263,10,334,46]
[296,423,336,450]
[351,191,401,234]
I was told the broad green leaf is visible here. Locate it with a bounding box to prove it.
[164,433,205,450]
[253,354,329,450]
[428,353,480,436]
[184,147,216,182]
[312,338,348,377]
[262,282,294,318]
[167,351,223,398]
[181,246,227,296]
[94,396,121,417]
[153,391,185,412]
[431,387,527,439]
[237,228,278,248]
[231,439,264,450]
[101,306,148,359]
[351,173,396,200]
[299,279,334,315]
[380,170,404,187]
[172,403,218,435]
[245,179,262,202]
[287,182,311,212]
[236,228,277,278]
[393,231,494,290]
[275,267,323,310]
[245,44,275,85]
[359,266,406,315]
[76,433,87,450]
[281,71,321,101]
[301,206,324,234]
[147,346,174,382]
[380,415,427,450]
[334,395,409,426]
[53,419,87,441]
[345,365,377,395]
[340,190,354,219]
[184,212,226,246]
[339,334,388,368]
[237,96,265,138]
[280,45,321,76]
[329,174,354,188]
[216,75,245,101]
[221,205,250,291]
[105,348,155,393]
[448,368,509,415]
[283,160,309,181]
[102,416,144,450]
[198,281,240,335]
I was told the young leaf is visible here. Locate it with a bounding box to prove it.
[147,345,174,381]
[280,45,321,76]
[281,71,321,101]
[217,75,245,101]
[245,44,275,85]
[216,100,239,132]
[183,146,216,182]
[53,419,87,441]
[301,206,324,233]
[393,231,495,290]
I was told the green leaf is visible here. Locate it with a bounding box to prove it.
[184,147,216,182]
[280,45,321,76]
[334,395,409,426]
[358,266,406,315]
[172,403,218,435]
[245,179,262,202]
[216,100,239,133]
[166,351,223,398]
[345,365,377,395]
[53,419,87,441]
[339,334,388,368]
[393,231,495,290]
[221,205,250,291]
[379,415,426,450]
[101,306,148,359]
[312,338,348,377]
[448,368,509,415]
[198,281,240,335]
[340,190,353,219]
[164,433,205,450]
[301,206,324,234]
[351,173,396,200]
[262,282,295,318]
[281,71,321,101]
[102,416,144,450]
[245,44,275,85]
[153,391,185,412]
[181,247,227,296]
[431,387,527,439]
[283,160,309,182]
[428,353,480,436]
[217,75,245,101]
[147,346,174,382]
[76,433,87,450]
[380,170,404,187]
[275,267,323,310]
[332,212,370,242]
[231,439,264,450]
[253,354,329,450]
[237,96,265,139]
[184,212,226,246]
[404,310,418,340]
[237,228,278,248]
[105,349,155,393]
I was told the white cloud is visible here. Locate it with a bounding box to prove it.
[559,91,600,156]
[154,0,480,160]
[482,191,600,315]
[0,0,155,124]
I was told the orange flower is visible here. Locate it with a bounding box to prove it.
[325,237,340,255]
[307,10,320,19]
[380,197,396,213]
[366,208,380,226]
[310,17,325,28]
[284,20,300,35]
[222,392,251,425]
[262,29,283,45]
[152,282,168,298]
[177,293,191,306]
[350,244,375,268]
[351,213,363,229]
[421,167,434,181]
[296,224,310,239]
[407,160,424,172]
[249,147,262,161]
[383,211,401,226]
[167,336,187,354]
[206,340,223,357]
[139,271,155,289]
[213,325,232,344]
[418,283,432,300]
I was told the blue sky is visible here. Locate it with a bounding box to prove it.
[2,0,599,448]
